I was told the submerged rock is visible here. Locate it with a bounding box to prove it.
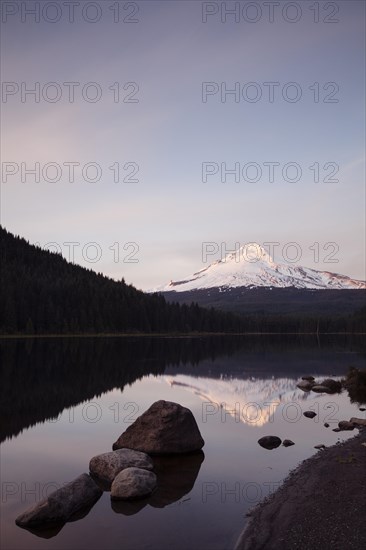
[311,385,332,394]
[324,423,330,428]
[111,467,157,500]
[303,411,317,419]
[89,449,153,483]
[258,436,282,450]
[338,421,356,431]
[15,473,102,529]
[112,400,204,455]
[297,380,314,392]
[319,379,342,393]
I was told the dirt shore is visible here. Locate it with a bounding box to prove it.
[235,427,366,550]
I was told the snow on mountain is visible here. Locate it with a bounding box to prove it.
[150,244,366,292]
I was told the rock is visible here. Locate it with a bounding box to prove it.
[258,436,282,450]
[338,421,356,431]
[111,452,205,512]
[349,417,366,426]
[332,428,341,432]
[112,400,204,455]
[324,423,330,428]
[314,444,326,450]
[297,380,314,392]
[303,411,317,419]
[311,385,332,393]
[15,473,102,528]
[282,439,295,447]
[302,376,315,381]
[319,379,342,393]
[359,407,366,412]
[111,467,157,500]
[89,449,153,483]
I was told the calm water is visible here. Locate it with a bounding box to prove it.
[1,336,365,550]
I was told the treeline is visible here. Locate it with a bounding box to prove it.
[1,226,364,335]
[0,335,247,441]
[238,309,366,334]
[0,226,243,334]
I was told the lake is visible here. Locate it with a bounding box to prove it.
[1,336,365,550]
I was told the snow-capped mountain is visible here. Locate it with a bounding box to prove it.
[151,244,366,292]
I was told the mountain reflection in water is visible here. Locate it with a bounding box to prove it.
[165,375,331,426]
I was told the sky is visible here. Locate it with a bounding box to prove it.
[1,0,365,290]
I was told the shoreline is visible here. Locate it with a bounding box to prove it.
[235,427,366,550]
[0,332,365,339]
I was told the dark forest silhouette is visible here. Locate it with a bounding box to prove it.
[1,226,365,335]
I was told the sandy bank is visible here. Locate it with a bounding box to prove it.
[235,427,366,550]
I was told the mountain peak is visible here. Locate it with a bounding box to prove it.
[224,243,276,267]
[150,243,366,292]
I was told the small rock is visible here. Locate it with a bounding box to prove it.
[349,417,366,426]
[324,423,330,428]
[314,444,326,450]
[297,380,314,392]
[304,411,317,419]
[16,473,102,528]
[258,436,282,450]
[359,407,366,412]
[333,428,341,432]
[113,400,204,455]
[302,376,315,381]
[111,467,157,500]
[319,379,342,393]
[282,439,295,447]
[89,449,153,482]
[338,421,355,431]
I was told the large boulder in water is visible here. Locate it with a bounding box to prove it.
[15,473,102,529]
[112,400,205,455]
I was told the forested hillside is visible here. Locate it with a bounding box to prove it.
[0,226,242,334]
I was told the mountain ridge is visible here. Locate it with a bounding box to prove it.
[151,243,365,292]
